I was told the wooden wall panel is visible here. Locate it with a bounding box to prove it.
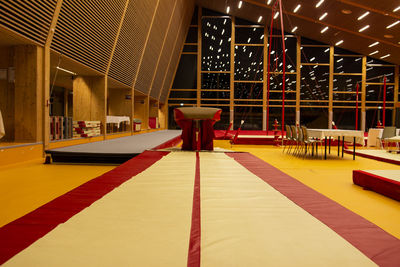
[14,45,43,142]
[150,0,186,99]
[108,88,131,116]
[0,1,56,45]
[134,96,148,129]
[73,76,105,121]
[108,0,158,87]
[134,0,175,95]
[159,1,194,102]
[0,47,15,141]
[51,0,126,73]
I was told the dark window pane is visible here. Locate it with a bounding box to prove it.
[334,57,362,73]
[201,17,231,71]
[201,73,230,89]
[333,75,362,91]
[235,27,264,44]
[234,45,263,81]
[185,27,198,43]
[172,54,197,89]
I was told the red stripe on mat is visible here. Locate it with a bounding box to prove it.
[187,152,201,267]
[0,151,169,265]
[226,152,400,267]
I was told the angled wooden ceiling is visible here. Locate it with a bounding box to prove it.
[197,0,400,65]
[0,0,195,103]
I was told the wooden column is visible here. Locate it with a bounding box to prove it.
[43,0,63,150]
[393,65,399,126]
[361,56,367,132]
[328,45,334,129]
[296,36,301,126]
[197,7,202,107]
[230,16,235,124]
[14,45,43,143]
[262,25,268,130]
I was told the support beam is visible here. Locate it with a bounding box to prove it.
[361,56,367,131]
[393,65,399,126]
[296,36,301,126]
[43,0,64,150]
[328,45,334,129]
[230,16,235,126]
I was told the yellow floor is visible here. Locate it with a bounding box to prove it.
[215,140,400,239]
[0,159,115,227]
[0,139,399,242]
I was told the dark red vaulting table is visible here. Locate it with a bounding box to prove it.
[174,107,221,151]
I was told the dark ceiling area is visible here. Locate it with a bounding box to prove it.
[197,0,400,65]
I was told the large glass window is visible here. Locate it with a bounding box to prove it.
[201,17,231,71]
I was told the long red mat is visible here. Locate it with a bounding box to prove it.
[0,151,169,265]
[227,152,400,267]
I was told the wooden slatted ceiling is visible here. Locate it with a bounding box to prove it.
[0,0,56,45]
[150,0,186,99]
[109,0,158,87]
[160,1,194,102]
[134,0,176,95]
[51,0,126,74]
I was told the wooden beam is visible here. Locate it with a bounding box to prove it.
[329,45,334,129]
[197,6,202,107]
[262,24,267,130]
[230,16,235,124]
[393,65,399,126]
[296,36,301,125]
[148,0,178,99]
[42,0,64,151]
[361,56,367,131]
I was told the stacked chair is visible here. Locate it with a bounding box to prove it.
[283,124,323,158]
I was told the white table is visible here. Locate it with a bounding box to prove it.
[106,116,130,128]
[307,129,364,160]
[0,110,5,139]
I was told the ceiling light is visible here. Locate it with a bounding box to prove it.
[341,9,352,14]
[369,50,378,55]
[358,11,369,20]
[310,57,315,61]
[238,1,242,8]
[393,6,400,12]
[368,41,379,47]
[274,12,279,19]
[324,48,329,52]
[319,12,327,20]
[267,0,272,4]
[321,26,329,33]
[359,25,369,32]
[337,58,343,62]
[316,0,324,8]
[386,21,400,29]
[260,34,264,39]
[56,66,77,75]
[291,26,298,32]
[294,4,301,13]
[258,16,263,23]
[335,40,343,45]
[380,54,390,59]
[226,6,230,13]
[384,34,394,38]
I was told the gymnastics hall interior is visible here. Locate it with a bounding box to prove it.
[1,0,400,266]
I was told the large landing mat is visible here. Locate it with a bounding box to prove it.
[353,170,400,201]
[1,151,399,266]
[45,130,181,163]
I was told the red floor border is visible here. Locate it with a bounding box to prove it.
[0,151,169,265]
[227,152,400,267]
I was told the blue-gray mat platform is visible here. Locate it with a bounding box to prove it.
[45,130,182,163]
